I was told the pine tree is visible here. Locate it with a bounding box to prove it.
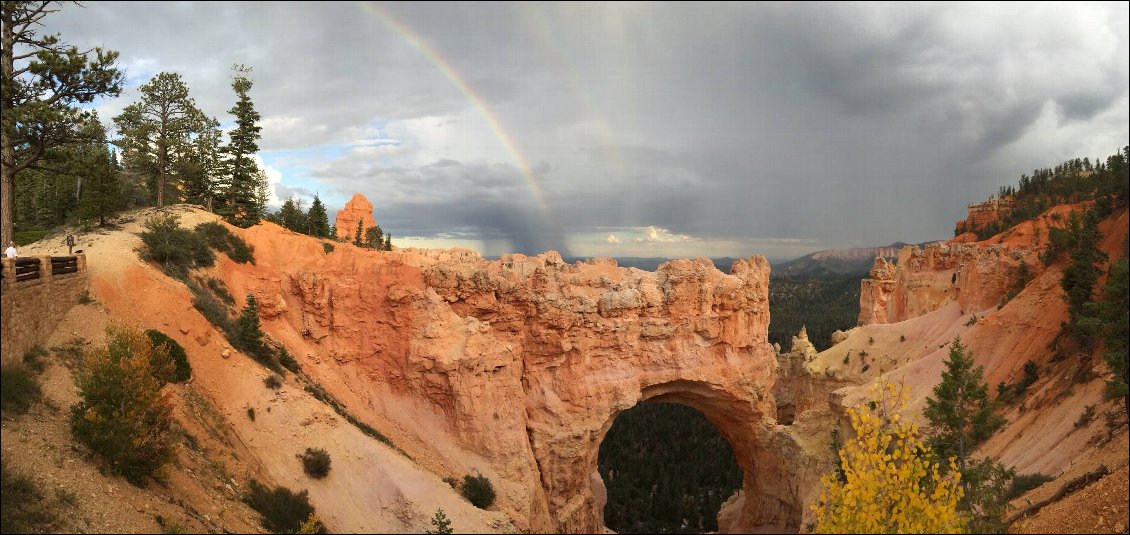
[277,197,308,233]
[353,219,363,247]
[1063,209,1107,344]
[383,233,392,251]
[221,64,264,227]
[425,508,453,534]
[179,119,223,210]
[1,1,123,246]
[306,195,330,237]
[76,122,122,227]
[236,293,265,356]
[364,225,382,249]
[924,337,1006,473]
[113,72,212,207]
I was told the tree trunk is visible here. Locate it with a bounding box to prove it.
[1,10,16,247]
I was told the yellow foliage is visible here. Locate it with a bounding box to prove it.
[811,382,968,534]
[296,513,324,534]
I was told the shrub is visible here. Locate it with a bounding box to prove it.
[12,229,50,246]
[299,448,332,479]
[1,460,55,533]
[811,382,966,533]
[278,348,300,373]
[246,407,256,421]
[236,294,272,367]
[71,324,175,485]
[79,290,95,305]
[462,473,496,509]
[321,242,334,254]
[22,345,48,373]
[186,280,234,334]
[140,214,214,277]
[243,480,325,534]
[264,375,282,390]
[204,277,235,305]
[194,221,255,264]
[0,366,41,414]
[1006,473,1054,500]
[145,329,191,383]
[1074,404,1096,428]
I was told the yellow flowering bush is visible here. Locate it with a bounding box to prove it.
[811,382,968,533]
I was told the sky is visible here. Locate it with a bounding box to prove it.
[42,2,1129,260]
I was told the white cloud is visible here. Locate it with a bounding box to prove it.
[637,226,694,243]
[252,154,286,208]
[606,233,621,244]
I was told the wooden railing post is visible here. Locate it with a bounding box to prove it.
[39,255,53,282]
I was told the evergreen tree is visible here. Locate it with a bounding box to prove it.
[383,233,392,251]
[113,72,212,207]
[221,64,264,227]
[276,197,308,233]
[178,118,223,210]
[924,337,1006,473]
[76,123,122,226]
[425,509,453,534]
[353,219,363,247]
[364,225,382,249]
[1,1,123,246]
[1079,252,1129,409]
[306,195,330,237]
[236,293,265,355]
[1062,209,1107,344]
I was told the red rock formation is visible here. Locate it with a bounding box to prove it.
[212,226,818,532]
[334,193,377,241]
[861,202,1110,326]
[954,196,1014,236]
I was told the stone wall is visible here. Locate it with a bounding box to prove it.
[1,255,89,366]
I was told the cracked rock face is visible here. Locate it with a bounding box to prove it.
[231,222,803,532]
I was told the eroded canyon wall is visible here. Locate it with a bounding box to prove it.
[223,226,811,533]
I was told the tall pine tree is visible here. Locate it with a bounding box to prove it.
[113,72,212,207]
[924,337,1006,473]
[1,1,123,246]
[306,195,330,237]
[221,64,264,227]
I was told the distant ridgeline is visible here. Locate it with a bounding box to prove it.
[956,146,1129,240]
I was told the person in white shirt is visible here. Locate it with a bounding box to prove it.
[4,241,16,259]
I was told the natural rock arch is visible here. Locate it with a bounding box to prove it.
[237,234,815,532]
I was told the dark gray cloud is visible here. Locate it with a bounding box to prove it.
[43,2,1129,257]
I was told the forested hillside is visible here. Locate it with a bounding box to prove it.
[598,403,742,534]
[768,274,861,352]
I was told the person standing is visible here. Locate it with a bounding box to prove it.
[4,241,16,259]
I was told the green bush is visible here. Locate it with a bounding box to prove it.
[194,222,255,264]
[140,214,214,277]
[204,277,235,305]
[322,242,334,254]
[186,279,234,334]
[145,330,191,383]
[278,348,300,373]
[264,375,282,390]
[461,473,496,509]
[71,325,175,485]
[13,229,51,246]
[300,448,331,479]
[243,480,325,534]
[0,366,41,414]
[1,460,55,533]
[1006,473,1055,500]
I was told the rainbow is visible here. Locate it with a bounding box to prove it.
[356,2,552,217]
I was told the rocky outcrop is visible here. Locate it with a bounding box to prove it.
[334,193,378,241]
[858,242,1036,325]
[954,196,1014,237]
[218,233,815,533]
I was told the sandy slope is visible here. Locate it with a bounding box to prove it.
[14,206,513,534]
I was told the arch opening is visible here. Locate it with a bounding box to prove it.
[597,401,743,533]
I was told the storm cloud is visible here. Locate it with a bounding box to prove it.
[45,2,1129,258]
